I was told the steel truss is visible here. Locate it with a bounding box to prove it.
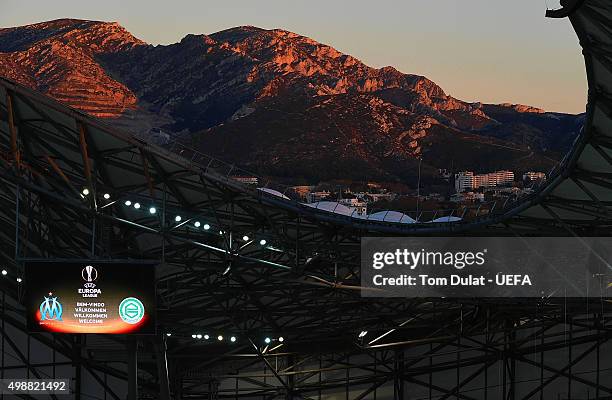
[1,0,612,399]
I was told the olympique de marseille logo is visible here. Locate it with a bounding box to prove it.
[40,293,63,321]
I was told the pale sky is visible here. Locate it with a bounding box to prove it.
[0,0,586,114]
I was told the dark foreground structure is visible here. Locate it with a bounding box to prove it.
[1,1,612,398]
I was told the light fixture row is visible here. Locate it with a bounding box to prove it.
[1,269,22,283]
[165,333,285,345]
[264,336,284,344]
[120,198,270,245]
[189,333,237,343]
[85,190,274,247]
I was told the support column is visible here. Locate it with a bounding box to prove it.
[509,322,516,400]
[6,90,20,167]
[154,336,171,400]
[286,354,295,400]
[127,338,138,400]
[394,349,405,400]
[1,291,5,400]
[73,335,83,400]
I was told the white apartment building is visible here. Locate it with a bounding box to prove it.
[233,176,259,185]
[339,198,368,216]
[455,172,475,193]
[455,170,515,193]
[366,192,396,202]
[523,171,547,182]
[306,191,331,204]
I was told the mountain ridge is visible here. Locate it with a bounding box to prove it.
[0,19,581,185]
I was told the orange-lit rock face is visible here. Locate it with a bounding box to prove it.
[0,19,143,118]
[0,19,497,126]
[499,103,546,114]
[0,19,581,183]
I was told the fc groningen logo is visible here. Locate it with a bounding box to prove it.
[119,297,145,324]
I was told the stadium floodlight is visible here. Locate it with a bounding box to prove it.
[203,224,211,230]
[103,193,110,200]
[194,221,201,228]
[125,200,132,206]
[242,235,250,241]
[260,239,267,246]
[191,334,197,339]
[149,207,157,214]
[204,334,210,340]
[1,270,6,276]
[175,215,182,222]
[278,337,284,342]
[16,277,22,283]
[196,334,202,339]
[82,188,89,196]
[230,336,237,342]
[133,203,141,209]
[166,333,171,337]
[264,337,271,344]
[219,230,224,235]
[217,335,223,341]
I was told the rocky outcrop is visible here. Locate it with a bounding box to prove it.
[0,19,581,183]
[498,103,546,114]
[0,19,143,117]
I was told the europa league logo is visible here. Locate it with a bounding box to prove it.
[82,265,98,282]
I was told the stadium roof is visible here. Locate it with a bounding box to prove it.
[0,0,610,340]
[0,0,611,395]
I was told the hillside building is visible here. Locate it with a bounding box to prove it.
[455,170,515,193]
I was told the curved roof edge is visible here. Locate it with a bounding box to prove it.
[546,0,586,18]
[1,2,606,236]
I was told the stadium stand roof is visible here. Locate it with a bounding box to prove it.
[0,0,611,398]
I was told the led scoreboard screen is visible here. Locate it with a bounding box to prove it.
[25,261,156,334]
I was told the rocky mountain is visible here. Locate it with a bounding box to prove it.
[0,19,583,186]
[0,19,144,117]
